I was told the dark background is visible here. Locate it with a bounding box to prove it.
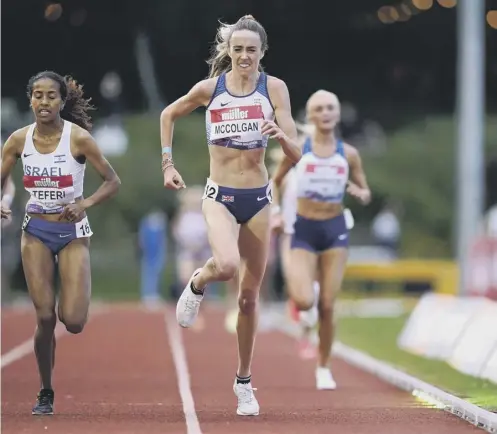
[2,0,497,125]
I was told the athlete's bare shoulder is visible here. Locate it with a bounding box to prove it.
[199,77,218,92]
[266,75,288,94]
[191,78,218,107]
[70,123,99,155]
[266,74,285,86]
[343,142,362,164]
[68,122,92,144]
[343,142,358,155]
[2,126,30,157]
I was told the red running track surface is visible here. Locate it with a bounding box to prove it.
[1,303,481,434]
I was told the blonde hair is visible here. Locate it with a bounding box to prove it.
[296,121,315,137]
[297,90,341,138]
[207,15,268,78]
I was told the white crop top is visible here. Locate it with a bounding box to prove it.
[21,120,86,214]
[294,138,349,203]
[205,72,275,150]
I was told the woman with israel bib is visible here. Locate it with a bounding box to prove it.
[272,90,371,391]
[1,71,121,415]
[160,15,300,416]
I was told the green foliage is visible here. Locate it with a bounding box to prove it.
[9,113,496,299]
[95,112,496,260]
[337,314,497,410]
[360,115,497,258]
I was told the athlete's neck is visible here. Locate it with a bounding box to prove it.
[313,130,336,148]
[226,70,259,96]
[35,117,64,136]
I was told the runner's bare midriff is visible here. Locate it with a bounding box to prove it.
[208,146,268,188]
[27,196,87,223]
[297,198,343,220]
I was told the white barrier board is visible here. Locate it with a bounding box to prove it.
[398,293,482,359]
[448,300,497,378]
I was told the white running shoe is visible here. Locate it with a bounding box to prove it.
[316,367,337,390]
[233,381,260,416]
[176,269,204,328]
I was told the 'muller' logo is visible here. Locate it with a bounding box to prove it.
[221,108,249,121]
[34,177,60,188]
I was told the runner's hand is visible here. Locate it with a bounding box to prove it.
[164,166,186,190]
[58,203,86,222]
[270,211,284,233]
[346,181,371,205]
[261,120,287,142]
[1,204,11,219]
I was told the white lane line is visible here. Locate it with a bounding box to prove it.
[164,309,202,434]
[1,305,108,369]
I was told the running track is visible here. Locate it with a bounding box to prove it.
[1,303,481,434]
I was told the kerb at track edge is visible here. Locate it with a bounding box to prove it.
[275,315,497,434]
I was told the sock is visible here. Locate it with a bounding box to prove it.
[190,280,204,296]
[312,281,320,307]
[236,374,251,384]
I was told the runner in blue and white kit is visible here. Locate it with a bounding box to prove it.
[270,125,320,360]
[1,71,121,415]
[160,15,301,416]
[272,90,371,391]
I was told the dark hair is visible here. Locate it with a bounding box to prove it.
[207,15,268,78]
[27,71,95,131]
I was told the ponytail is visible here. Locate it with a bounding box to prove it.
[206,15,268,78]
[62,76,95,131]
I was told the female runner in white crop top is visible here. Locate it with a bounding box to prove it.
[272,90,371,391]
[159,15,301,417]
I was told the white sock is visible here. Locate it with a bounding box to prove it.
[312,281,320,307]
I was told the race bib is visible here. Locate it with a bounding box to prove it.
[202,178,219,201]
[21,214,31,230]
[266,181,273,204]
[76,216,93,238]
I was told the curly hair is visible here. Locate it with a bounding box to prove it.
[27,71,95,131]
[206,15,268,79]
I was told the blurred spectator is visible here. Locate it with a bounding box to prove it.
[138,209,168,306]
[371,200,402,258]
[483,203,497,238]
[171,186,213,299]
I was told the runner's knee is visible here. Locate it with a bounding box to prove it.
[293,296,314,312]
[214,256,239,281]
[58,309,88,334]
[238,289,259,315]
[35,307,57,331]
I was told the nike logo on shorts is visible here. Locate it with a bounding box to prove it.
[257,196,266,201]
[59,234,71,238]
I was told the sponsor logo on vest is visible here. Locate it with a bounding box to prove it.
[221,108,249,121]
[210,105,263,138]
[34,177,61,188]
[23,174,74,202]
